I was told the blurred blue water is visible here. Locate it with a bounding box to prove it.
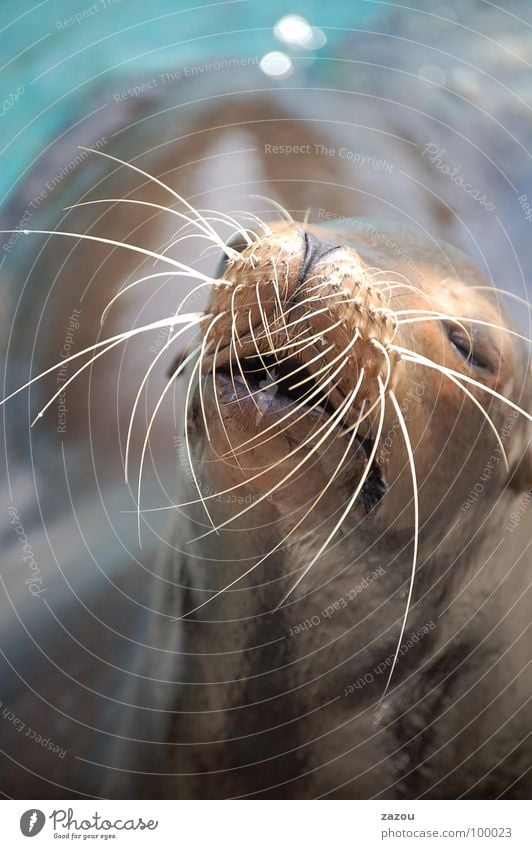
[0,0,380,202]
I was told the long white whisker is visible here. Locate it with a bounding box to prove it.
[396,312,531,345]
[181,312,227,531]
[441,370,509,471]
[251,307,337,347]
[231,210,272,237]
[1,315,200,408]
[254,281,275,356]
[249,194,293,223]
[220,342,335,411]
[179,370,363,619]
[100,274,213,327]
[276,373,388,608]
[210,338,242,470]
[136,343,202,544]
[124,307,207,483]
[232,377,367,602]
[77,146,232,252]
[395,347,532,424]
[197,317,221,446]
[469,286,531,310]
[269,249,290,341]
[288,330,360,393]
[0,228,214,276]
[159,220,252,261]
[31,335,127,427]
[123,373,340,518]
[184,358,352,529]
[249,320,343,358]
[381,390,420,699]
[197,208,254,244]
[63,197,232,255]
[218,338,352,460]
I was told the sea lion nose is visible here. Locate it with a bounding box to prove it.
[299,231,344,282]
[203,227,400,418]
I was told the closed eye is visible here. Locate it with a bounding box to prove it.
[448,328,490,370]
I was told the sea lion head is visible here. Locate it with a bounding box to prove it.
[178,218,531,602]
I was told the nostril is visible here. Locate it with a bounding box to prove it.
[299,231,343,286]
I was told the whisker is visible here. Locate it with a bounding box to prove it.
[0,315,200,409]
[210,338,242,471]
[251,306,337,344]
[244,379,368,587]
[236,315,261,415]
[181,313,227,531]
[135,342,203,544]
[157,231,233,260]
[218,338,349,459]
[469,286,531,310]
[31,336,128,427]
[230,210,272,237]
[287,330,360,393]
[159,215,255,261]
[276,373,388,608]
[0,227,214,277]
[370,270,462,320]
[269,249,290,340]
[394,346,532,424]
[100,275,215,327]
[381,390,420,699]
[178,370,362,619]
[397,312,532,345]
[124,306,207,483]
[197,322,219,446]
[223,342,335,405]
[230,284,244,351]
[197,208,255,244]
[250,320,343,357]
[254,280,276,356]
[126,369,341,520]
[176,363,351,524]
[63,197,233,255]
[439,370,509,471]
[77,146,235,255]
[249,194,293,223]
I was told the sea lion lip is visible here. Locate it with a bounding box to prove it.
[210,369,336,437]
[202,370,386,510]
[203,371,387,509]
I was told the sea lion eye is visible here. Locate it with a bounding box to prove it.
[448,328,489,370]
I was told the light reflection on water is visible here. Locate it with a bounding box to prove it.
[0,1,377,201]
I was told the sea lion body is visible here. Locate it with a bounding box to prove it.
[106,220,531,799]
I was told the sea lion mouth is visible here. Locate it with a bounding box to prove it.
[208,360,385,514]
[216,353,339,423]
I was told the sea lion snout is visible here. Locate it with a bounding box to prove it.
[201,225,401,428]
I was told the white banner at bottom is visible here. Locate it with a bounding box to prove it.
[2,799,530,848]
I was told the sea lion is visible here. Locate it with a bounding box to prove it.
[1,2,532,798]
[97,215,531,799]
[1,190,530,798]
